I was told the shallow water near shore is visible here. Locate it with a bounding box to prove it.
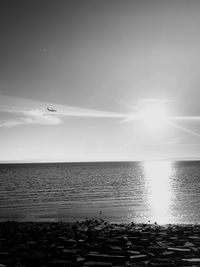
[1,161,200,224]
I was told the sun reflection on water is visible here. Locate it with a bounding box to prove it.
[143,161,174,224]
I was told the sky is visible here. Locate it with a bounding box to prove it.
[1,0,200,162]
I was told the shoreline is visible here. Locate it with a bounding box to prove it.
[1,219,200,266]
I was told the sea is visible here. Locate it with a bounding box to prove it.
[0,161,200,224]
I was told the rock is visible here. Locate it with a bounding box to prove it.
[182,258,200,263]
[0,252,11,264]
[66,238,77,245]
[77,257,86,264]
[15,232,23,240]
[162,251,174,256]
[128,250,141,255]
[183,241,195,247]
[140,238,150,245]
[188,235,200,240]
[129,254,148,262]
[61,249,77,260]
[56,245,65,252]
[191,246,199,252]
[49,259,73,266]
[150,263,175,266]
[167,247,191,253]
[169,237,178,241]
[86,253,126,263]
[127,241,132,246]
[148,246,165,254]
[152,258,174,264]
[0,252,10,258]
[128,237,141,242]
[2,220,200,266]
[78,239,85,243]
[26,240,38,249]
[94,225,106,231]
[109,246,122,251]
[84,261,112,266]
[157,241,168,248]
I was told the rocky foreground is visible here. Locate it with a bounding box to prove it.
[1,220,200,266]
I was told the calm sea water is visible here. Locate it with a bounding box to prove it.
[0,161,200,224]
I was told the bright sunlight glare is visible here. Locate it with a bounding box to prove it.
[143,161,174,224]
[138,104,168,131]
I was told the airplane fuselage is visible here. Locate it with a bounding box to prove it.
[47,107,57,112]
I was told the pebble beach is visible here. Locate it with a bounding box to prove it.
[1,220,200,266]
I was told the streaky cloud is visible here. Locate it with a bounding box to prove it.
[0,109,61,127]
[118,115,140,123]
[0,121,22,128]
[168,116,200,121]
[170,122,200,139]
[0,95,127,127]
[54,106,126,118]
[120,115,200,124]
[22,109,61,125]
[137,98,171,105]
[1,95,200,128]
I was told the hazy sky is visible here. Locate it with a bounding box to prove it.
[1,0,200,162]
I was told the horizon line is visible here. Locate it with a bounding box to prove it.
[1,158,200,164]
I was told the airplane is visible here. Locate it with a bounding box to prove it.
[47,107,57,112]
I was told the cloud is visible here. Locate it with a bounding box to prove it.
[137,98,171,105]
[0,105,126,128]
[22,109,61,125]
[1,95,200,131]
[0,120,23,128]
[0,95,127,128]
[0,108,61,128]
[170,123,200,139]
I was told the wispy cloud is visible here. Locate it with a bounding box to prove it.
[170,122,200,139]
[0,95,127,128]
[0,120,22,128]
[137,98,171,105]
[54,106,126,118]
[169,116,200,121]
[1,95,200,132]
[0,109,61,128]
[22,109,61,125]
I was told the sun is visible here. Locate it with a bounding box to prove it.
[138,104,168,131]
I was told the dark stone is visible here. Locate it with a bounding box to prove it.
[61,249,77,260]
[130,254,148,262]
[86,253,125,263]
[2,220,200,266]
[150,263,175,267]
[167,247,191,253]
[0,252,10,258]
[49,259,72,267]
[84,261,112,266]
